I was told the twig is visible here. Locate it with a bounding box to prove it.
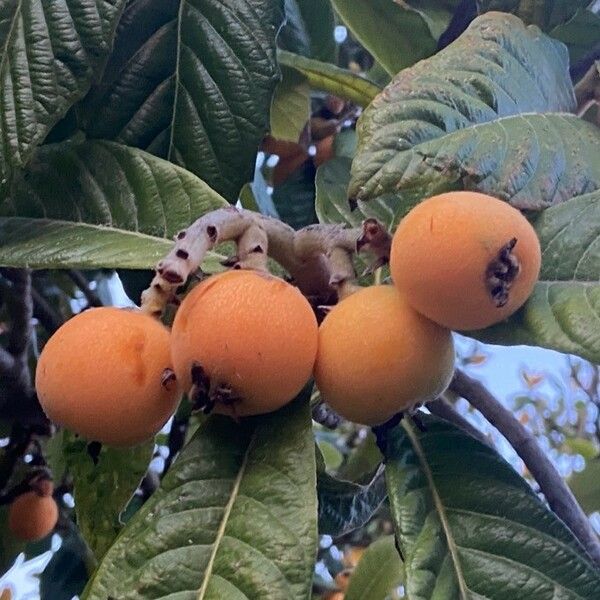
[31,286,63,334]
[427,397,491,447]
[574,61,600,116]
[141,207,390,317]
[0,269,48,428]
[0,424,32,492]
[450,368,600,567]
[0,269,34,395]
[67,270,102,307]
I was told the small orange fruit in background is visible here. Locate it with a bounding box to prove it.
[314,285,455,426]
[9,484,58,542]
[171,269,319,417]
[390,191,541,330]
[36,307,180,446]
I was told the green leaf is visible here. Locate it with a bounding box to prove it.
[272,160,318,229]
[279,0,336,62]
[83,398,318,599]
[344,536,403,600]
[0,0,125,188]
[338,431,382,483]
[563,438,599,461]
[81,0,285,202]
[271,66,310,143]
[278,50,380,108]
[0,141,227,270]
[474,192,600,364]
[63,432,154,559]
[316,156,392,227]
[331,0,457,75]
[569,458,600,514]
[317,440,344,471]
[550,8,600,65]
[476,0,589,30]
[384,415,600,599]
[349,13,576,216]
[0,218,177,270]
[318,467,387,537]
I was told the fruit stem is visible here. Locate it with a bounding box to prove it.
[141,208,391,317]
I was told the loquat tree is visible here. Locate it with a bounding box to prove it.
[0,1,599,599]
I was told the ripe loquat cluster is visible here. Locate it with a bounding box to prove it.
[33,191,540,441]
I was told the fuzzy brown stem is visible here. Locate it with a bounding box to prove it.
[141,207,390,316]
[575,61,600,116]
[451,369,600,567]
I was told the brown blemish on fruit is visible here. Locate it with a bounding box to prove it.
[485,237,520,308]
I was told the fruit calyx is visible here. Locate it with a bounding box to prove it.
[485,237,521,308]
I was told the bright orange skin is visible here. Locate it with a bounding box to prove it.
[171,270,319,417]
[390,192,541,330]
[35,307,180,447]
[9,491,58,542]
[314,286,455,426]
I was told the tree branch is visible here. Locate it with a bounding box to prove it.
[0,269,33,393]
[0,269,48,428]
[31,285,63,334]
[450,368,600,567]
[427,397,491,447]
[67,270,103,308]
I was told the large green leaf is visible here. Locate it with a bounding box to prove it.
[569,458,600,515]
[384,415,600,600]
[318,467,387,537]
[83,398,318,599]
[344,536,403,600]
[476,2,600,64]
[316,156,394,227]
[0,140,227,269]
[0,218,177,269]
[476,193,600,364]
[349,12,577,214]
[331,0,458,75]
[62,432,154,559]
[279,0,336,62]
[550,7,600,65]
[355,113,600,223]
[0,0,125,189]
[278,50,380,108]
[81,0,285,202]
[270,66,310,142]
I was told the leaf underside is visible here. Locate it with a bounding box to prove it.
[384,416,600,600]
[83,398,318,600]
[350,12,577,217]
[0,141,227,269]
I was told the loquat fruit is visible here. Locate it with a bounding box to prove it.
[314,285,455,426]
[36,307,180,447]
[171,269,319,417]
[8,485,58,542]
[390,191,541,330]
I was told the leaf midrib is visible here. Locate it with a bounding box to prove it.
[196,432,254,599]
[403,419,469,599]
